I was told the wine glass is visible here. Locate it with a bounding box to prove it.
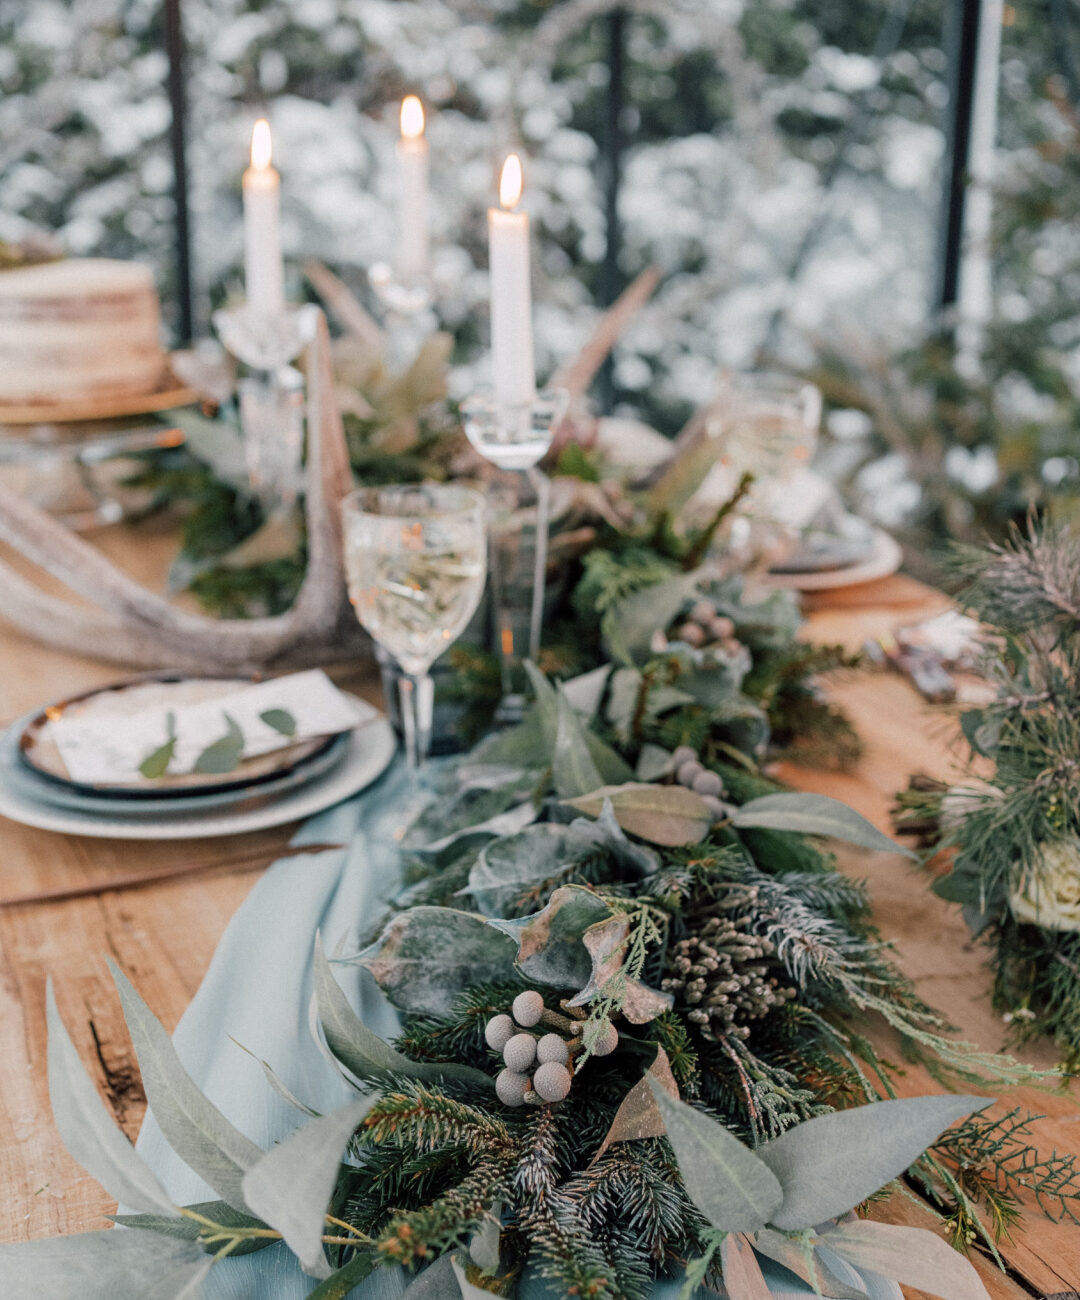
[341,484,487,768]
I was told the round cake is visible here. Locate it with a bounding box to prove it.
[0,259,166,406]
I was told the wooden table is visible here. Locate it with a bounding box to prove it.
[0,529,1077,1297]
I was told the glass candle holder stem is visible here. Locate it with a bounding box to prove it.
[213,303,317,507]
[461,386,568,721]
[526,465,550,663]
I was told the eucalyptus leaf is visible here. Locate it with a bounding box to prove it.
[467,712,545,770]
[468,1204,502,1275]
[553,688,604,798]
[403,781,537,860]
[560,664,611,719]
[45,980,177,1217]
[757,1094,992,1230]
[750,1228,868,1300]
[636,743,673,783]
[192,712,245,775]
[144,1253,215,1299]
[259,708,297,737]
[602,569,706,665]
[0,1231,207,1299]
[305,1249,377,1299]
[451,1254,499,1299]
[731,793,915,858]
[565,799,658,876]
[111,1199,274,1257]
[645,436,722,518]
[109,960,263,1213]
[524,660,559,752]
[464,824,574,917]
[230,1037,321,1118]
[400,1252,458,1298]
[242,1096,376,1279]
[820,1220,991,1300]
[489,885,610,989]
[314,938,492,1088]
[563,783,712,847]
[584,730,635,786]
[139,712,178,780]
[606,667,643,743]
[646,1077,783,1232]
[356,907,519,1017]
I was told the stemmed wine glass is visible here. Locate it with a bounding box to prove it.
[341,484,487,768]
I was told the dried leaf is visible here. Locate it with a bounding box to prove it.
[720,1233,772,1300]
[490,885,609,989]
[563,783,712,847]
[592,1046,678,1162]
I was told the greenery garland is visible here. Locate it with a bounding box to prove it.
[11,582,1080,1297]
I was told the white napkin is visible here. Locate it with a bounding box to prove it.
[48,670,372,785]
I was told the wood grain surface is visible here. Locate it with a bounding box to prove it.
[0,537,1077,1296]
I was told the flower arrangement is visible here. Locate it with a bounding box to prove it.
[895,521,1080,1066]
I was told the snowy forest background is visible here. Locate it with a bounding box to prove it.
[1,0,1079,551]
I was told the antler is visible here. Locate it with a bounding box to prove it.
[0,273,662,674]
[0,308,367,673]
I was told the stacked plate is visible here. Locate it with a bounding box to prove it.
[0,675,396,840]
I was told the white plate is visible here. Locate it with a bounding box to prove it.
[0,713,396,840]
[762,528,902,592]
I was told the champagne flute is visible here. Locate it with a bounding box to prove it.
[341,484,487,768]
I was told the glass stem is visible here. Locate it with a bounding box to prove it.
[398,672,434,768]
[526,465,550,663]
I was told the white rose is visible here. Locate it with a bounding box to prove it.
[1009,839,1080,933]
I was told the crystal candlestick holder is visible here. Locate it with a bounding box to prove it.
[461,387,568,720]
[368,263,436,371]
[213,303,318,507]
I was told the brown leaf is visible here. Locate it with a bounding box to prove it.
[720,1233,772,1300]
[563,783,712,847]
[591,1046,678,1163]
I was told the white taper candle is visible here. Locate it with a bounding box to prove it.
[488,154,536,410]
[396,96,429,286]
[242,119,285,319]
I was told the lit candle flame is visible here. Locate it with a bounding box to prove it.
[499,154,523,210]
[250,119,273,171]
[400,95,425,140]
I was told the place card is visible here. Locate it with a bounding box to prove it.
[48,670,373,786]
